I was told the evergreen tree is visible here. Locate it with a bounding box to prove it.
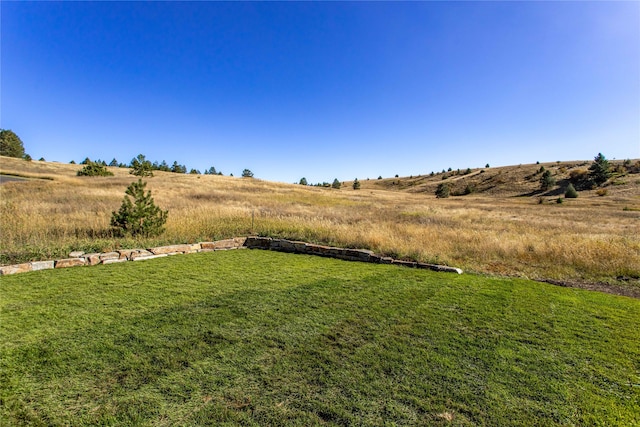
[435,183,450,198]
[242,169,254,178]
[332,178,341,189]
[130,154,154,177]
[540,170,556,191]
[299,177,308,185]
[0,129,25,158]
[589,153,611,186]
[77,161,114,176]
[110,179,168,237]
[157,160,171,172]
[352,178,360,190]
[171,161,186,174]
[109,158,119,167]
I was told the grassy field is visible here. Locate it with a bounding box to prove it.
[1,249,639,426]
[1,156,639,290]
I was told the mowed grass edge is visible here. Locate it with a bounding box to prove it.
[1,250,639,426]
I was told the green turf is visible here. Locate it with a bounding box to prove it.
[1,249,639,426]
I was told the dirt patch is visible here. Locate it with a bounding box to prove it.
[537,278,640,299]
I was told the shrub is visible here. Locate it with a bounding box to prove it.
[556,197,563,204]
[77,161,114,177]
[435,183,450,198]
[540,170,555,191]
[378,176,382,180]
[111,179,168,237]
[352,178,360,190]
[596,188,608,197]
[565,183,578,198]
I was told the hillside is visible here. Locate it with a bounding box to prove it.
[348,159,640,199]
[1,155,639,292]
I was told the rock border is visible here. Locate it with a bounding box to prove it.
[0,236,462,276]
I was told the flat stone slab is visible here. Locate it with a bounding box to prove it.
[55,258,86,268]
[69,251,85,258]
[129,250,154,260]
[201,238,246,250]
[102,258,128,265]
[132,254,168,261]
[150,244,193,255]
[31,261,55,271]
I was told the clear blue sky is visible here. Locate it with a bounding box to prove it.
[1,1,638,183]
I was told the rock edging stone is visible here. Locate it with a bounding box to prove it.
[0,236,462,276]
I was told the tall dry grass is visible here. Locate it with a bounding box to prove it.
[1,156,639,285]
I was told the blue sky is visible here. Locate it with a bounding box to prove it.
[1,1,638,183]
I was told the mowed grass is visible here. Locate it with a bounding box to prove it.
[1,250,639,426]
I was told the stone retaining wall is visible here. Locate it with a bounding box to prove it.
[244,237,463,274]
[0,236,462,276]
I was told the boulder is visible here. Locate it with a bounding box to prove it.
[69,251,85,258]
[244,236,272,249]
[0,263,32,275]
[84,254,102,266]
[99,252,120,261]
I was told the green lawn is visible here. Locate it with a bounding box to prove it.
[1,250,639,426]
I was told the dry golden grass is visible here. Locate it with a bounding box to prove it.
[1,156,639,287]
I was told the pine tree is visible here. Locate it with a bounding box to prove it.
[332,178,341,189]
[435,183,450,198]
[540,170,555,191]
[352,178,360,190]
[111,179,168,237]
[299,177,308,185]
[0,129,25,158]
[242,169,254,178]
[589,153,611,186]
[77,161,114,176]
[130,154,154,177]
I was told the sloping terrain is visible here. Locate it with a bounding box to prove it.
[1,156,639,290]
